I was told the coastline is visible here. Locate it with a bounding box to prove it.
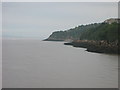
[43,39,64,41]
[64,40,119,54]
[43,39,119,54]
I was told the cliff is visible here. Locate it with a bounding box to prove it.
[64,40,119,54]
[44,18,119,54]
[45,18,119,42]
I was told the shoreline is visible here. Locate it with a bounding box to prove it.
[43,39,64,42]
[64,40,119,54]
[43,39,119,54]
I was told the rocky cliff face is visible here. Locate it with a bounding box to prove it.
[64,40,119,54]
[44,18,119,54]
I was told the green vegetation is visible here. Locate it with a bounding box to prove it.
[45,18,119,54]
[47,23,100,40]
[80,22,119,42]
[46,22,119,42]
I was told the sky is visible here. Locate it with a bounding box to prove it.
[2,2,118,39]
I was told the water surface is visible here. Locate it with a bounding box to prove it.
[2,40,118,88]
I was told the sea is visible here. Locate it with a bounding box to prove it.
[2,39,118,88]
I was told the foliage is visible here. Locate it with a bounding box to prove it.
[48,22,119,42]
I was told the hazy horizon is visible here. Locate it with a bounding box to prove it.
[2,2,118,39]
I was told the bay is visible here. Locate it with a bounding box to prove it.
[2,39,118,88]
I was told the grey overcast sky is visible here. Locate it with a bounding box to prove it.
[2,2,118,39]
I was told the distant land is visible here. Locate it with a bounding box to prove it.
[44,18,120,54]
